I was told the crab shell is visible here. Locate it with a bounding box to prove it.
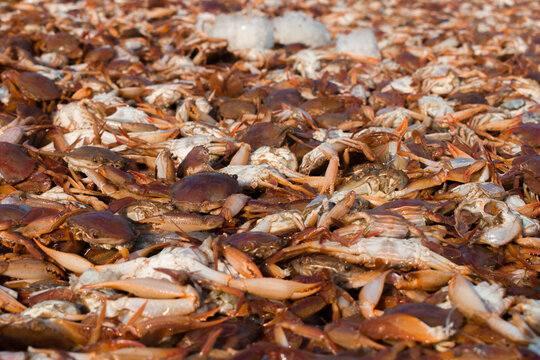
[0,142,37,185]
[66,211,137,247]
[170,172,241,212]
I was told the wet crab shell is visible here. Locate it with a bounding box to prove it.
[66,146,128,170]
[14,72,62,101]
[0,314,75,350]
[224,231,288,260]
[66,211,137,246]
[0,142,37,185]
[170,172,241,211]
[0,204,30,230]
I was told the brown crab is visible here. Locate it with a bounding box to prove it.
[1,70,61,102]
[170,172,242,213]
[0,142,37,185]
[23,209,137,248]
[65,211,137,247]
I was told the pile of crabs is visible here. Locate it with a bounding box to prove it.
[0,0,539,358]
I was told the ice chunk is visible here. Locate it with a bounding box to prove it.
[208,13,274,50]
[272,11,330,47]
[336,28,381,59]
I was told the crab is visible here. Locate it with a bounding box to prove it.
[249,146,300,179]
[264,237,469,274]
[169,172,242,213]
[55,244,323,322]
[337,165,409,201]
[53,99,106,130]
[454,198,523,247]
[0,70,61,102]
[0,142,37,185]
[374,106,428,128]
[64,146,128,172]
[162,136,237,164]
[65,211,137,248]
[413,64,460,95]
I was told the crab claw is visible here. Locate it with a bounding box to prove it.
[317,191,356,228]
[81,278,199,300]
[35,240,94,274]
[358,270,391,319]
[449,274,537,344]
[325,321,386,350]
[229,278,321,300]
[359,313,452,343]
[155,149,176,183]
[0,287,26,313]
[221,244,263,279]
[220,194,250,222]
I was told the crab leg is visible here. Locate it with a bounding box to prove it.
[274,318,339,354]
[133,312,229,341]
[229,143,251,165]
[394,169,448,197]
[359,313,452,343]
[263,171,315,196]
[392,270,453,291]
[435,105,488,126]
[251,211,305,234]
[82,168,128,199]
[0,258,63,280]
[319,143,339,194]
[338,138,377,162]
[473,117,521,132]
[317,191,356,228]
[325,321,386,350]
[228,278,321,300]
[22,209,85,238]
[220,244,263,278]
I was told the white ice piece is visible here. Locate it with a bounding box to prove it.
[272,11,330,47]
[335,28,381,59]
[208,13,274,50]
